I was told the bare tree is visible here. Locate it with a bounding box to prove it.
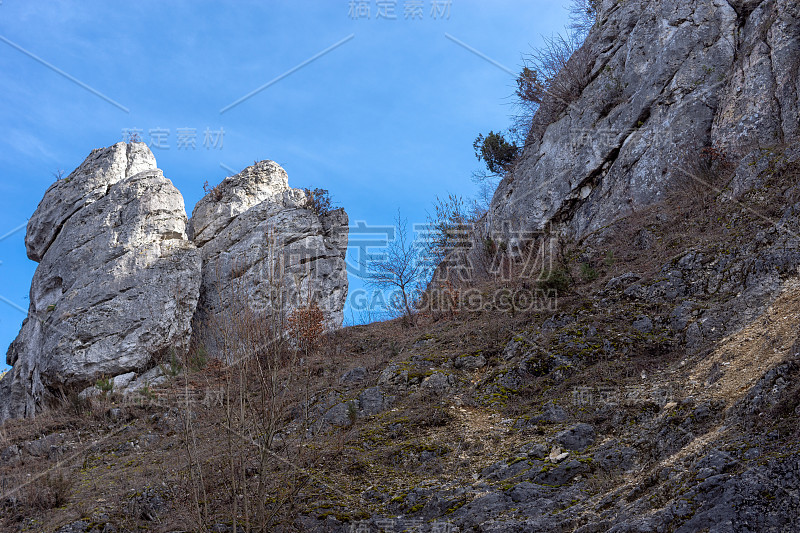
[181,234,326,530]
[423,194,478,268]
[365,212,425,326]
[511,2,597,144]
[518,32,586,108]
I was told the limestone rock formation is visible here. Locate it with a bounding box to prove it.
[25,142,157,263]
[0,143,201,421]
[486,0,800,242]
[188,161,349,339]
[0,146,348,422]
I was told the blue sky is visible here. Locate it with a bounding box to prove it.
[0,0,571,370]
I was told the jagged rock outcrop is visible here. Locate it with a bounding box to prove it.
[24,143,158,263]
[0,143,201,421]
[0,147,348,422]
[188,161,348,343]
[486,0,800,242]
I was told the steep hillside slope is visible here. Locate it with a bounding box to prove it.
[1,0,799,531]
[1,158,799,531]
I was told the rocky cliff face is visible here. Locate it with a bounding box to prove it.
[486,0,800,241]
[0,143,201,421]
[189,161,349,340]
[0,146,348,422]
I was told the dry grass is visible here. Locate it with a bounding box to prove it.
[0,260,792,531]
[1,146,799,531]
[687,279,800,407]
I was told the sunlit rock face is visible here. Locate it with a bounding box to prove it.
[188,161,349,349]
[0,146,349,422]
[1,143,201,422]
[487,0,800,241]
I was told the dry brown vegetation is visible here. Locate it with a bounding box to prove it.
[1,146,799,531]
[0,234,665,530]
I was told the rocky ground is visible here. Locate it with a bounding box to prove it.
[1,146,799,532]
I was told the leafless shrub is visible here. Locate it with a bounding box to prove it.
[303,188,334,217]
[474,4,599,180]
[62,389,93,417]
[517,33,592,121]
[584,467,623,495]
[26,470,72,510]
[406,391,454,429]
[676,145,736,207]
[203,180,224,202]
[419,193,506,301]
[181,233,326,530]
[568,0,600,39]
[423,194,476,268]
[287,302,325,355]
[512,2,597,147]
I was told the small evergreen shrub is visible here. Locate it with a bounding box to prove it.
[538,267,571,293]
[580,262,598,281]
[96,376,113,396]
[473,131,519,175]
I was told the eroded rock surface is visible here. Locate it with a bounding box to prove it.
[0,143,201,421]
[1,148,348,422]
[25,142,157,262]
[189,161,348,338]
[486,0,800,241]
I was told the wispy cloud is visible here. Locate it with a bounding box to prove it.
[0,35,130,113]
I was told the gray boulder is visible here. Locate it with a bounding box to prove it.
[556,423,596,451]
[323,401,357,427]
[357,386,385,416]
[188,161,348,343]
[633,316,654,334]
[340,366,368,384]
[534,401,569,424]
[421,372,452,393]
[454,353,487,370]
[0,143,201,422]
